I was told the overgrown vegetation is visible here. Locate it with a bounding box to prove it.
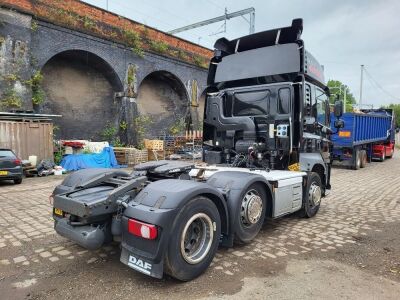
[168,118,186,135]
[133,115,152,149]
[31,4,209,65]
[26,71,45,105]
[149,40,169,55]
[122,29,144,57]
[100,123,125,147]
[0,88,22,108]
[192,55,208,68]
[31,20,39,32]
[126,65,136,97]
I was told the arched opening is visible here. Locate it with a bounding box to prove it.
[40,50,123,140]
[137,71,189,137]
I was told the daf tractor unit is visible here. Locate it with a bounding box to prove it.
[51,19,344,281]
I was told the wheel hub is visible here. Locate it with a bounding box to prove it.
[241,190,263,226]
[309,183,321,207]
[180,213,213,264]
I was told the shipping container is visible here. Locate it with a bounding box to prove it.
[0,121,53,162]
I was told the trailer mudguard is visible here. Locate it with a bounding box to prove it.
[120,179,228,278]
[206,170,273,247]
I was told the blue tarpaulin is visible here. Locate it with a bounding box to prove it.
[61,147,119,171]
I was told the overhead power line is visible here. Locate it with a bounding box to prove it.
[167,8,255,35]
[363,67,400,102]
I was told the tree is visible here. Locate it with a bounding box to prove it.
[327,80,356,112]
[387,104,400,128]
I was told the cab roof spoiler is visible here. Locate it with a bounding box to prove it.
[214,19,303,54]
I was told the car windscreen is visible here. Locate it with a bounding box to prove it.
[0,150,16,158]
[214,43,301,83]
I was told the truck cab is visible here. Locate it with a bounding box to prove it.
[203,18,333,193]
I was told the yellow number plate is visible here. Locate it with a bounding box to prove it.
[54,208,63,216]
[0,171,8,175]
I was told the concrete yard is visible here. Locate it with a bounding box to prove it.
[0,155,399,299]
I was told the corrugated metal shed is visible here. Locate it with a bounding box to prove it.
[0,121,54,161]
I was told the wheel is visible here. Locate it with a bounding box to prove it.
[164,196,221,281]
[298,172,322,218]
[234,183,267,244]
[14,178,22,184]
[380,151,386,162]
[360,150,367,168]
[353,150,361,170]
[387,148,393,159]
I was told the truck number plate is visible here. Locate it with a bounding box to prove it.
[54,208,63,216]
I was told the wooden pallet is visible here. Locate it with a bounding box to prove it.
[144,139,164,151]
[113,147,148,166]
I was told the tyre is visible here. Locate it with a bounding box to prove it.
[14,178,22,184]
[380,151,386,162]
[164,196,221,281]
[353,150,361,170]
[360,150,367,168]
[298,172,322,218]
[234,183,267,244]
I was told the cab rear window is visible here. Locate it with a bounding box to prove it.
[0,150,16,158]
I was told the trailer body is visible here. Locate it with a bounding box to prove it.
[330,109,395,168]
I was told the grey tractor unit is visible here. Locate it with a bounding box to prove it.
[52,19,344,281]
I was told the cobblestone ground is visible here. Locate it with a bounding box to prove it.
[0,154,399,299]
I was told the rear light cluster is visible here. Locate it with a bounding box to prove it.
[14,159,21,165]
[128,219,158,240]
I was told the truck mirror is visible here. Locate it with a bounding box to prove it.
[334,100,343,118]
[334,119,344,129]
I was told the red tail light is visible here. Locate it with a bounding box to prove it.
[14,159,22,165]
[128,219,158,240]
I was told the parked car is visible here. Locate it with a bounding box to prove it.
[0,148,23,184]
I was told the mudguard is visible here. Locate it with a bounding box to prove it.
[120,179,228,278]
[206,171,273,247]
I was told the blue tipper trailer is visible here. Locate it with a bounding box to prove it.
[330,109,395,169]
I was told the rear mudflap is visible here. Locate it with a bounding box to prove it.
[120,245,164,279]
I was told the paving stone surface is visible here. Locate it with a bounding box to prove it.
[0,156,399,279]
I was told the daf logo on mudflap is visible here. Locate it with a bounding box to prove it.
[128,255,152,275]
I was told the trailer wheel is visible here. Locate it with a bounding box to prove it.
[360,150,367,168]
[164,196,221,281]
[298,172,322,218]
[234,183,267,244]
[380,151,386,162]
[353,150,361,170]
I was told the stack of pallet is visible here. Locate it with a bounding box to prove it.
[144,139,164,161]
[113,147,148,166]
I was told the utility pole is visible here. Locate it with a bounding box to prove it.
[359,64,364,107]
[343,86,347,113]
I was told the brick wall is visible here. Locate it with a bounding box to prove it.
[0,0,213,66]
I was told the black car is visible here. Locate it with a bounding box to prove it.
[0,148,23,184]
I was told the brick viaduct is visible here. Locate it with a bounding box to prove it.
[0,0,213,143]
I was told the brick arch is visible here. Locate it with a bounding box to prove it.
[38,48,124,91]
[136,70,191,137]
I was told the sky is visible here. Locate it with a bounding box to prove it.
[83,0,400,107]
